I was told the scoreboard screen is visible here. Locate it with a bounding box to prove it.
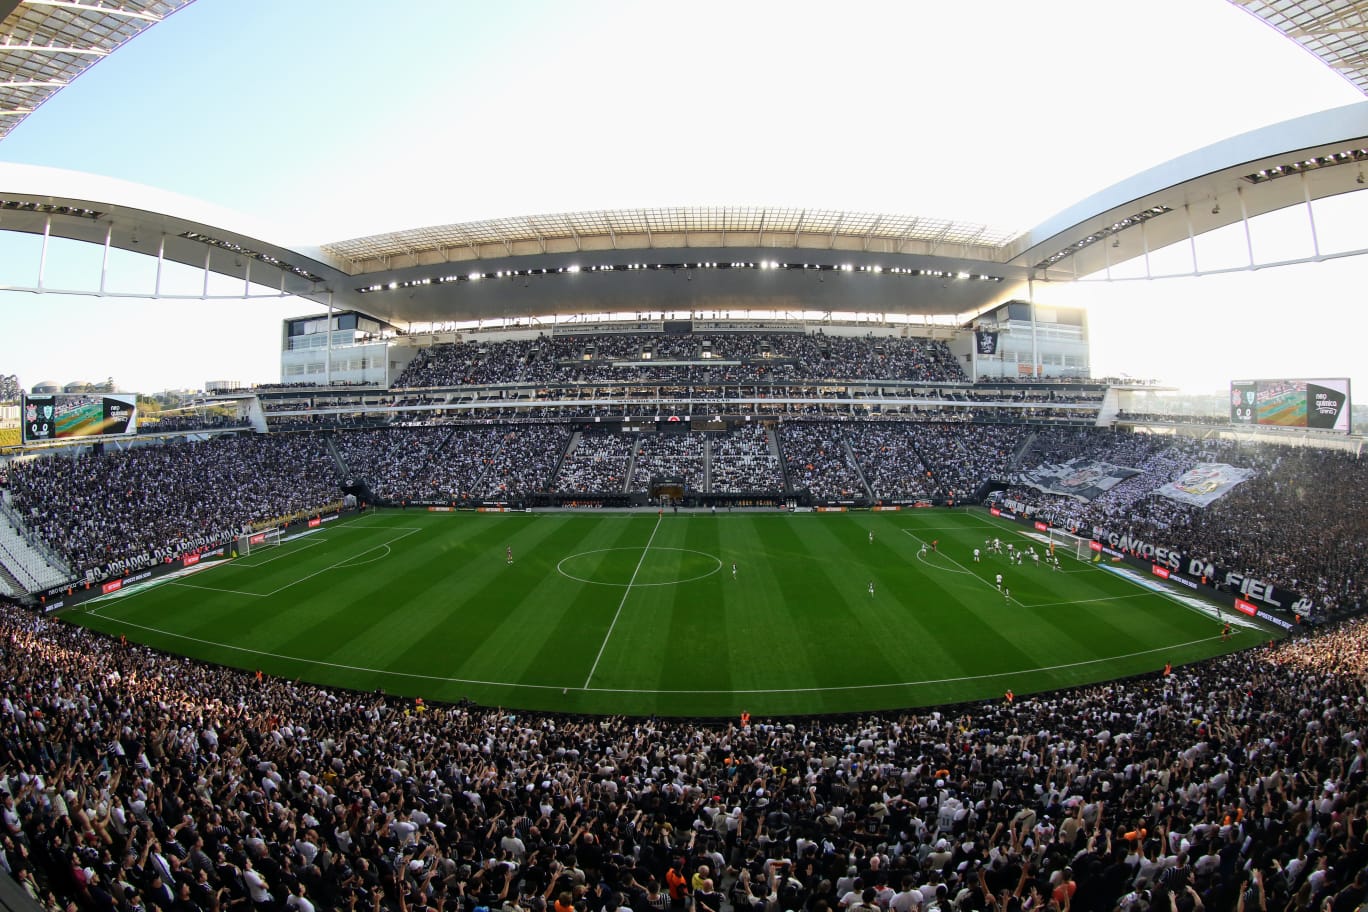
[22,393,139,443]
[1230,378,1350,433]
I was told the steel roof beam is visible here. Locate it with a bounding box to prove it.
[21,0,165,20]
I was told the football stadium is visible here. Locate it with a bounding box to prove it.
[0,2,1367,912]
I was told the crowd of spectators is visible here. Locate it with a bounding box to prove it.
[911,425,1032,501]
[629,434,706,493]
[393,334,968,389]
[779,424,868,500]
[334,427,573,504]
[4,435,339,581]
[1001,431,1367,617]
[138,414,251,435]
[3,603,1368,912]
[846,425,934,501]
[710,426,783,494]
[554,432,635,495]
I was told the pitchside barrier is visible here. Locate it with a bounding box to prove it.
[984,505,1309,630]
[36,507,358,614]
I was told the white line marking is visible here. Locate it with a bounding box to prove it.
[556,547,721,587]
[91,616,1229,696]
[582,514,662,689]
[902,528,1017,602]
[236,537,324,568]
[108,527,424,606]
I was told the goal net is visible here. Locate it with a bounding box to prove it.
[236,528,282,557]
[1047,526,1095,561]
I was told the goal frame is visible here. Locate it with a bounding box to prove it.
[1047,526,1094,561]
[236,528,282,557]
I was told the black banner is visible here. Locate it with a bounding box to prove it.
[985,506,1315,623]
[975,329,999,355]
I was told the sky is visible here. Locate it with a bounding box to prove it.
[1,0,1366,395]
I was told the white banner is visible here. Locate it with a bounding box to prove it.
[1154,463,1254,507]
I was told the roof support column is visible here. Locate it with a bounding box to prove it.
[1141,218,1152,279]
[37,215,50,290]
[201,246,211,298]
[1185,204,1199,275]
[98,222,112,295]
[1028,274,1038,379]
[1239,186,1254,268]
[154,234,165,297]
[325,291,334,387]
[1302,172,1320,258]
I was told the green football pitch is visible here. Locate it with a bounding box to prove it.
[70,508,1275,717]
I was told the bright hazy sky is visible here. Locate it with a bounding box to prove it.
[1,0,1367,395]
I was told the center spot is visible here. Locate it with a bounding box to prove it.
[557,547,722,587]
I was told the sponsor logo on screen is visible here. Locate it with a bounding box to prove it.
[1151,564,1170,579]
[308,517,321,528]
[249,532,266,545]
[1234,597,1258,617]
[102,579,123,594]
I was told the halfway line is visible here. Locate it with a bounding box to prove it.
[582,514,662,689]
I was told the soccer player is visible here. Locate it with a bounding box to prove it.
[973,548,980,562]
[1223,621,1231,641]
[869,530,874,544]
[931,539,939,552]
[995,573,1003,591]
[1003,586,1011,601]
[919,542,928,557]
[731,561,738,580]
[868,580,875,597]
[1032,551,1040,568]
[506,546,513,565]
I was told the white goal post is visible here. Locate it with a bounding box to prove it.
[1047,526,1095,561]
[236,528,282,557]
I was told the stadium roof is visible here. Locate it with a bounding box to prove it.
[0,0,192,141]
[4,99,1368,323]
[322,209,1022,276]
[3,1,1368,325]
[1231,0,1368,96]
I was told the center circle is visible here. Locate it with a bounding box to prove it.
[557,547,723,587]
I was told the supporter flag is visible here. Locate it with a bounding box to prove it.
[1154,463,1254,507]
[1018,458,1140,502]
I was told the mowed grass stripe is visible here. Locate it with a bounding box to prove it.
[67,508,1280,716]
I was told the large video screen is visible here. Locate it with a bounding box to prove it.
[22,393,139,443]
[1230,379,1351,433]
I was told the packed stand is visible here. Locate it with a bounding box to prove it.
[4,605,1368,912]
[475,425,571,499]
[137,413,251,434]
[5,435,339,581]
[392,333,968,389]
[553,432,635,494]
[709,425,783,493]
[915,424,1032,500]
[846,423,935,501]
[779,423,868,500]
[333,427,456,504]
[1000,431,1368,617]
[629,433,705,492]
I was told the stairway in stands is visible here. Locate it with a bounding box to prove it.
[0,496,72,595]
